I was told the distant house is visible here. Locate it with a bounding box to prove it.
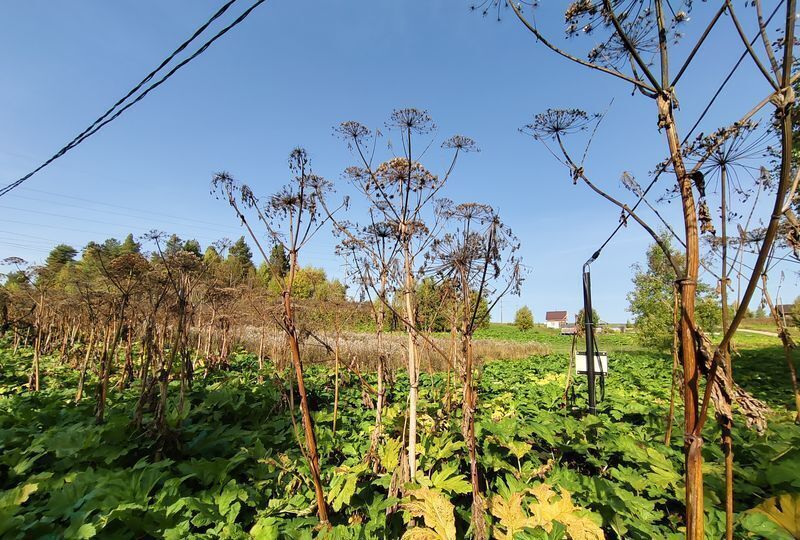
[545,310,568,329]
[777,304,795,318]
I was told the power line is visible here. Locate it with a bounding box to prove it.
[0,243,52,256]
[0,235,56,248]
[0,0,268,198]
[0,230,59,242]
[0,218,152,238]
[6,194,243,235]
[47,0,240,169]
[0,205,219,232]
[15,187,243,230]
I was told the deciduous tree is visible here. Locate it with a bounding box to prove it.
[514,306,533,331]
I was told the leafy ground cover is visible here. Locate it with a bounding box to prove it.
[0,341,798,539]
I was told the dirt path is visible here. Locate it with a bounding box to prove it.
[738,328,778,337]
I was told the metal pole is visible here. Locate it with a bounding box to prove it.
[582,252,599,413]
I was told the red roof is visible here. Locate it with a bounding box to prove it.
[545,310,568,321]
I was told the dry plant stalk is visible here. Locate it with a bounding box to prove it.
[506,2,796,537]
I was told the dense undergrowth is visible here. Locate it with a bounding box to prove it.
[1,342,798,539]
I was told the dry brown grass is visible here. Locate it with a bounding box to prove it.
[235,327,551,373]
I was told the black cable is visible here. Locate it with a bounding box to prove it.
[64,1,241,162]
[6,193,243,233]
[588,0,783,262]
[0,0,267,198]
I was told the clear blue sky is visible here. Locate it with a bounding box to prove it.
[1,1,797,322]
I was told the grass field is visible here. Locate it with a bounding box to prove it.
[473,324,640,354]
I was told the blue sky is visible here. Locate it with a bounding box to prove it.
[1,1,796,322]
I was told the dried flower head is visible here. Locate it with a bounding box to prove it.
[683,120,772,202]
[469,0,538,22]
[366,221,397,240]
[169,250,203,273]
[109,252,150,277]
[520,109,598,140]
[334,120,372,147]
[240,184,258,208]
[443,202,494,222]
[288,147,309,174]
[386,108,435,134]
[429,201,522,306]
[2,256,27,266]
[373,157,439,194]
[442,135,480,152]
[565,0,599,26]
[210,171,236,196]
[563,1,692,68]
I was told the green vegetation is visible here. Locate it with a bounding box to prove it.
[473,324,640,354]
[514,306,534,331]
[1,336,797,539]
[627,238,720,350]
[575,309,601,327]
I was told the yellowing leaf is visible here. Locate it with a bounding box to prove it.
[0,482,38,510]
[561,513,605,540]
[504,440,532,460]
[403,528,442,540]
[380,437,402,472]
[528,484,567,532]
[13,483,38,506]
[535,373,562,386]
[528,483,605,540]
[401,486,456,540]
[752,493,800,537]
[490,491,536,540]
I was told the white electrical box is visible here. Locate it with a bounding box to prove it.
[575,351,608,375]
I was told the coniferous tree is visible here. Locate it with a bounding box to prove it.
[203,246,222,266]
[183,239,202,257]
[44,244,77,269]
[269,244,290,277]
[119,234,141,255]
[165,234,183,256]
